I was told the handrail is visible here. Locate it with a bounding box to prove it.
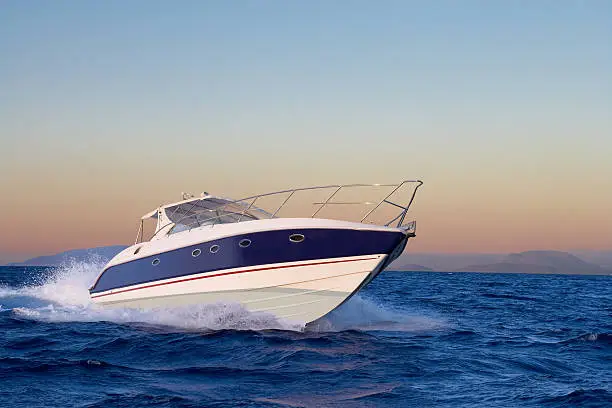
[398,180,423,226]
[142,180,423,243]
[311,186,342,218]
[360,181,410,222]
[272,190,295,217]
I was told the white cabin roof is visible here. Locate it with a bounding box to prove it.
[141,194,220,220]
[142,194,272,235]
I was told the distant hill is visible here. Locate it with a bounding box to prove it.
[458,262,557,274]
[391,253,506,272]
[9,245,128,266]
[572,250,612,269]
[389,250,611,275]
[388,263,433,272]
[458,251,610,275]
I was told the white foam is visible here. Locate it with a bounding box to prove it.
[309,295,449,332]
[581,333,599,342]
[0,257,106,305]
[2,258,303,332]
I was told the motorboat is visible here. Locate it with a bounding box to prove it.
[89,180,423,324]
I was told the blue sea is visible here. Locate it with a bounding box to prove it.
[0,262,610,407]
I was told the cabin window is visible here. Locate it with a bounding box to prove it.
[210,244,220,253]
[289,233,305,243]
[192,249,201,257]
[134,246,142,255]
[239,239,251,248]
[152,258,160,266]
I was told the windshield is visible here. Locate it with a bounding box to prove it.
[164,198,272,235]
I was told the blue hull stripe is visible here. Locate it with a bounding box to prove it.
[90,228,405,294]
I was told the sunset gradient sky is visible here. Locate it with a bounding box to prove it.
[1,1,611,263]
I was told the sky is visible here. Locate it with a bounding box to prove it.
[1,1,611,263]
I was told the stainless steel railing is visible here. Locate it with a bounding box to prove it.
[144,180,423,242]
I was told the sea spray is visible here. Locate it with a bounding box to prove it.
[2,259,444,333]
[309,294,449,332]
[4,258,303,331]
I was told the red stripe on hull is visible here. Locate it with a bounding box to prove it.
[90,256,380,299]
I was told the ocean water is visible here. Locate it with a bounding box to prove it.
[0,262,610,407]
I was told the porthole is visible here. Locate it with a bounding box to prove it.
[192,248,201,257]
[239,239,251,248]
[210,244,220,253]
[152,258,160,266]
[134,246,142,255]
[289,233,305,243]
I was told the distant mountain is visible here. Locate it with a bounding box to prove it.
[388,263,433,272]
[572,250,612,269]
[458,262,557,274]
[459,251,610,275]
[9,245,128,267]
[389,250,611,275]
[390,253,506,272]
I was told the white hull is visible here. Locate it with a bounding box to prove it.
[91,254,387,323]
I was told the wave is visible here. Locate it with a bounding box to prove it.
[0,259,445,334]
[480,293,540,301]
[561,333,612,345]
[256,383,400,406]
[309,295,449,333]
[0,356,119,374]
[539,388,612,406]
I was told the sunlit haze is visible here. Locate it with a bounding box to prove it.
[1,1,611,263]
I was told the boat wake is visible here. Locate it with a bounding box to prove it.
[0,259,446,334]
[310,295,448,332]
